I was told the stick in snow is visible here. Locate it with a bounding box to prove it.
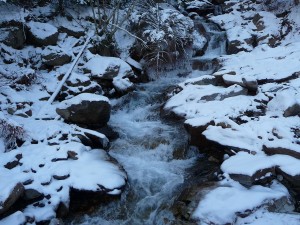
[36,32,93,118]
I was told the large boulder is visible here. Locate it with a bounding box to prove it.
[56,93,110,127]
[0,183,25,215]
[84,55,134,80]
[26,21,58,46]
[83,55,135,96]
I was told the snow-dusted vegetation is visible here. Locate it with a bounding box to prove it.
[0,0,300,224]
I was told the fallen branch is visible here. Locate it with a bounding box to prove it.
[36,32,93,118]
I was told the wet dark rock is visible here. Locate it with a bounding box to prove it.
[65,79,91,88]
[88,38,117,57]
[0,183,24,215]
[222,76,258,93]
[51,158,68,162]
[192,58,216,71]
[267,196,295,213]
[73,133,94,148]
[172,182,216,223]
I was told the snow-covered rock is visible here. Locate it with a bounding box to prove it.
[56,93,111,127]
[26,21,58,46]
[211,0,283,54]
[0,142,127,222]
[83,54,135,95]
[185,0,215,17]
[58,24,85,38]
[42,46,72,67]
[193,179,292,225]
[84,55,134,80]
[60,72,103,100]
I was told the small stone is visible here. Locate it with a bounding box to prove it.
[23,179,33,185]
[67,151,78,160]
[15,154,22,160]
[25,110,32,117]
[7,108,16,115]
[4,160,19,169]
[41,179,51,186]
[53,174,70,180]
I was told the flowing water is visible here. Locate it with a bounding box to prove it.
[68,14,226,225]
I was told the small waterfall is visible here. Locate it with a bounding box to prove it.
[192,18,226,72]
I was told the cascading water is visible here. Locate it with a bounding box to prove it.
[192,17,226,72]
[67,11,226,225]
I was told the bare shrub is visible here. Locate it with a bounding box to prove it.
[0,119,25,151]
[130,0,194,74]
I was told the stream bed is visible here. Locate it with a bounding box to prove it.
[67,15,226,225]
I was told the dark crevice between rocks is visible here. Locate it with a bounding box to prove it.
[66,188,122,218]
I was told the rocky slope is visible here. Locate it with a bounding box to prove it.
[164,0,300,224]
[0,1,196,224]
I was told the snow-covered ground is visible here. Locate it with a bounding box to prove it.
[0,3,129,223]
